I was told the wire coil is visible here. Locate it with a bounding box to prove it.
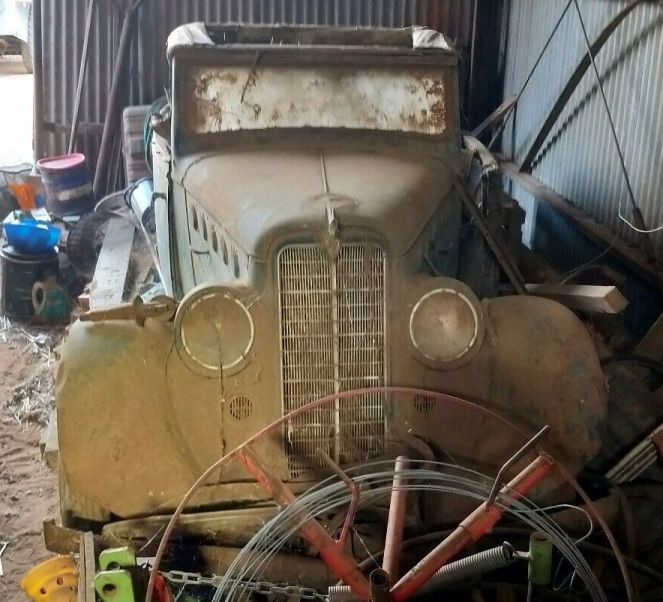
[211,460,607,602]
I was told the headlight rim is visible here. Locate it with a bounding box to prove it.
[173,284,255,378]
[409,278,485,371]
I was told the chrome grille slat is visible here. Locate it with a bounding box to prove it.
[278,243,386,477]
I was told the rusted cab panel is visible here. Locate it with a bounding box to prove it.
[169,24,457,137]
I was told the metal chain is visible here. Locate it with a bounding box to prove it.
[161,570,327,601]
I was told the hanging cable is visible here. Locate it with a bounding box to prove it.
[488,0,573,150]
[572,0,659,268]
[618,210,663,234]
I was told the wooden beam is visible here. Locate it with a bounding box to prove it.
[526,283,628,314]
[76,532,86,602]
[500,160,658,287]
[636,312,663,361]
[470,96,517,138]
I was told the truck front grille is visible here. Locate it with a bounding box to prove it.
[278,243,386,477]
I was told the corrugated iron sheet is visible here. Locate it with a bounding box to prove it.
[41,0,124,177]
[39,0,475,173]
[502,0,663,260]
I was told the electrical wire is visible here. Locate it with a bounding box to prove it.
[618,207,663,234]
[555,460,636,601]
[511,503,594,545]
[559,241,615,284]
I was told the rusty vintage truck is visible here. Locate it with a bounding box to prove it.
[52,23,609,598]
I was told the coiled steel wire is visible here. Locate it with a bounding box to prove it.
[211,460,606,602]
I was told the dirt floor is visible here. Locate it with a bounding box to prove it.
[0,340,58,601]
[0,48,55,602]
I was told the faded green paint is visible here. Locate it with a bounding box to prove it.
[94,569,135,602]
[99,547,136,570]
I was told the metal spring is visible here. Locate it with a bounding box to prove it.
[327,543,516,601]
[421,542,516,592]
[327,585,361,602]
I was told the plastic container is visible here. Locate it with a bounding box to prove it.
[36,153,94,217]
[3,220,60,255]
[0,245,60,320]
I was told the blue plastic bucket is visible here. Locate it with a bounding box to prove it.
[36,153,94,217]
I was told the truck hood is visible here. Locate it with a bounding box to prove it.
[176,147,459,259]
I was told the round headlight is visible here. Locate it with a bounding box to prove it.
[174,285,255,378]
[409,278,484,370]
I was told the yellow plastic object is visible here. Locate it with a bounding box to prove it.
[21,555,77,602]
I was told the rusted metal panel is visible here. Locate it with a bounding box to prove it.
[38,0,475,167]
[181,65,450,135]
[502,0,663,262]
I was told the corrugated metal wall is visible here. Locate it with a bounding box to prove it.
[39,0,476,173]
[41,0,124,171]
[502,0,663,261]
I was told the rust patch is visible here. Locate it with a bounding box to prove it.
[422,79,446,129]
[428,100,446,128]
[217,72,239,84]
[181,65,450,135]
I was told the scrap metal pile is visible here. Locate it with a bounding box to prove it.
[19,23,663,602]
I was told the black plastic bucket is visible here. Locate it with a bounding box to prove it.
[0,245,60,320]
[36,153,94,217]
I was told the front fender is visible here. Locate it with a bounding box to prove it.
[57,319,224,518]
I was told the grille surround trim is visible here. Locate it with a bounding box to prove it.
[277,242,388,477]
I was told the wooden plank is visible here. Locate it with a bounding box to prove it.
[82,531,96,602]
[525,283,628,314]
[89,217,136,310]
[125,234,154,300]
[500,160,658,287]
[76,532,86,602]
